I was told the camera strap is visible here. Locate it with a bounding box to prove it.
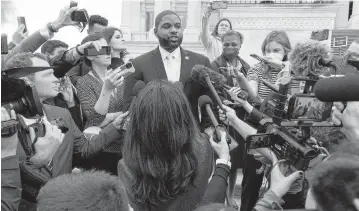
[17,114,36,159]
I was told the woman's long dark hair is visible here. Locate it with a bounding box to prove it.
[122,80,201,207]
[211,18,233,37]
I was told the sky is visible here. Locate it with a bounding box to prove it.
[1,0,123,48]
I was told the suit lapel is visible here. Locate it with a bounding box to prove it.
[151,47,167,80]
[179,48,192,83]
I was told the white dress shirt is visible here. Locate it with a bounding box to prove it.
[158,46,181,82]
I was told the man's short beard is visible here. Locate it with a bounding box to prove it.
[158,36,183,52]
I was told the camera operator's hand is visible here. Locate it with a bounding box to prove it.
[60,76,75,107]
[100,111,128,128]
[77,40,103,55]
[209,130,230,161]
[103,68,125,92]
[112,111,130,130]
[226,87,245,104]
[11,24,28,45]
[29,118,65,167]
[269,161,304,198]
[1,107,16,121]
[332,101,359,142]
[51,6,78,31]
[1,108,18,159]
[218,104,238,126]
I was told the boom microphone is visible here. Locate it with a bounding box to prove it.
[289,40,332,77]
[314,75,359,102]
[192,65,225,109]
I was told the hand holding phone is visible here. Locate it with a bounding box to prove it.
[211,1,228,10]
[17,17,27,33]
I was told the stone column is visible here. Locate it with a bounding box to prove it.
[120,0,132,41]
[348,1,359,29]
[334,1,349,29]
[183,0,202,42]
[149,0,172,41]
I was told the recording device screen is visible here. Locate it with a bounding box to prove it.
[211,1,228,9]
[71,10,89,23]
[17,16,28,33]
[287,94,332,122]
[84,46,111,56]
[289,78,317,95]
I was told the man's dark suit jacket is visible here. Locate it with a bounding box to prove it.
[123,46,212,129]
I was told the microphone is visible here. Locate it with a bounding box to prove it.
[192,65,225,109]
[132,80,146,97]
[314,75,359,102]
[198,95,222,143]
[289,40,333,77]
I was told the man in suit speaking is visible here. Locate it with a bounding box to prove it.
[123,10,213,129]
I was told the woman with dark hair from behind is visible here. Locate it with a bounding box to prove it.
[200,3,233,61]
[118,80,214,211]
[101,27,133,70]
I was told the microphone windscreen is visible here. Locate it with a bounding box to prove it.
[289,40,330,77]
[132,80,146,96]
[198,95,213,109]
[314,75,359,102]
[191,65,226,90]
[174,81,184,90]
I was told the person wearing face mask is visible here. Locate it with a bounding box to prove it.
[247,30,292,100]
[200,4,233,61]
[238,30,293,211]
[210,30,250,209]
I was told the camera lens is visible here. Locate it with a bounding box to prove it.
[125,63,132,69]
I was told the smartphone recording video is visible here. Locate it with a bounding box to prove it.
[84,46,111,56]
[118,62,135,78]
[287,94,332,122]
[71,10,89,23]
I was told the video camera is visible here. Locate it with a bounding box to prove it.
[1,68,68,157]
[246,76,330,170]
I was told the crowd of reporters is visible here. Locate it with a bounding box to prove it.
[1,3,359,211]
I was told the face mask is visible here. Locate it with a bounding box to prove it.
[267,52,285,61]
[223,47,239,60]
[348,60,359,71]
